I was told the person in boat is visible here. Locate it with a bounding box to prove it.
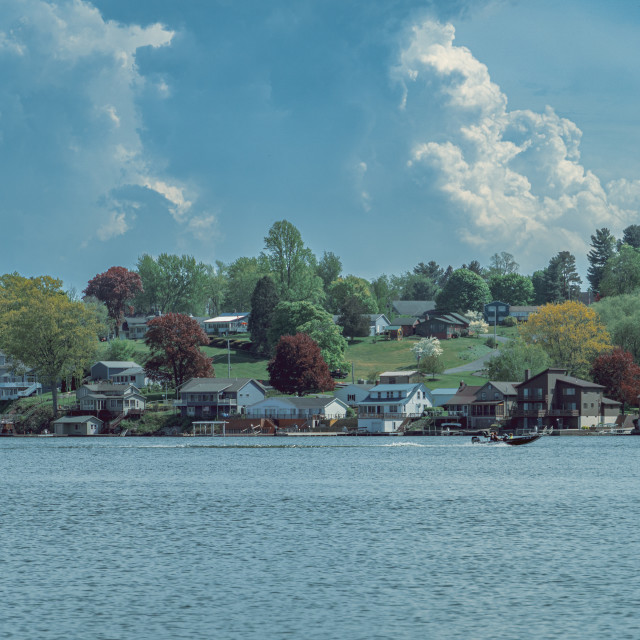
[490,431,499,442]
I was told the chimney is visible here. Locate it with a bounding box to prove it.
[524,369,531,381]
[459,380,466,390]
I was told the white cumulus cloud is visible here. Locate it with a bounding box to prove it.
[397,19,637,268]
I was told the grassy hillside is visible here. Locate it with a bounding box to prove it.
[97,333,493,389]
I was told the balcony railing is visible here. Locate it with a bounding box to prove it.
[357,412,423,420]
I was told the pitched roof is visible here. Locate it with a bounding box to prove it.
[180,377,266,393]
[53,415,104,425]
[380,370,419,377]
[94,361,140,368]
[510,306,539,313]
[391,300,436,317]
[258,396,344,409]
[204,313,249,323]
[83,382,138,392]
[443,385,483,405]
[484,381,518,396]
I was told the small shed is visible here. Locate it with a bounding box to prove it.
[53,415,104,436]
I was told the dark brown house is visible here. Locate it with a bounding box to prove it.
[511,368,621,431]
[415,311,469,340]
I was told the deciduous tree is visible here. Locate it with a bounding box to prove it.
[487,252,519,277]
[0,274,100,417]
[267,301,335,349]
[248,276,279,355]
[621,224,640,249]
[593,293,640,361]
[297,318,348,371]
[84,266,143,337]
[599,244,640,297]
[487,273,534,306]
[519,301,611,378]
[144,313,213,389]
[435,268,491,313]
[337,297,370,340]
[591,348,640,407]
[485,339,550,382]
[327,276,378,314]
[267,333,335,395]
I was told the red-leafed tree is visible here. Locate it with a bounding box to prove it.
[84,266,143,337]
[591,348,640,407]
[144,313,213,389]
[268,333,335,396]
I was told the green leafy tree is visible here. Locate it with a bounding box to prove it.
[267,301,335,349]
[224,256,268,312]
[414,261,444,283]
[0,274,100,417]
[599,244,640,297]
[485,339,550,382]
[101,338,139,362]
[144,313,213,389]
[316,251,342,291]
[370,274,399,316]
[337,297,370,340]
[268,333,335,395]
[202,261,228,316]
[297,318,348,371]
[248,276,279,355]
[487,273,534,305]
[84,266,143,337]
[327,276,378,314]
[587,228,616,295]
[262,220,324,303]
[621,225,640,249]
[435,268,491,313]
[593,293,640,361]
[393,271,440,301]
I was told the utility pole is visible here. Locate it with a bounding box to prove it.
[227,338,231,377]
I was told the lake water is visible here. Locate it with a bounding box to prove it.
[2,435,639,640]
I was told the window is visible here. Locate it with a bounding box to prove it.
[347,394,355,402]
[389,406,398,413]
[523,388,529,398]
[536,388,543,398]
[494,393,500,400]
[565,388,575,396]
[583,403,588,409]
[481,392,486,400]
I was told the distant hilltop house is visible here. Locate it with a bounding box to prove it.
[415,311,470,340]
[120,313,208,340]
[391,300,436,318]
[483,301,539,324]
[204,313,250,336]
[0,351,42,400]
[332,313,391,337]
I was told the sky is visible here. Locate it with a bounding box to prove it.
[2,0,640,292]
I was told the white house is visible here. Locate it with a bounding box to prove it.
[357,383,432,433]
[332,314,391,337]
[76,382,146,415]
[334,383,374,407]
[246,396,349,423]
[204,313,250,336]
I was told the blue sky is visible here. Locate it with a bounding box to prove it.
[2,0,640,292]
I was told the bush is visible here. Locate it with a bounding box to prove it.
[485,337,497,348]
[502,316,516,327]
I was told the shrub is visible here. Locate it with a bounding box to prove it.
[485,337,497,348]
[503,316,516,327]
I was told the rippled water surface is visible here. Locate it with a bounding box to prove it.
[2,436,640,639]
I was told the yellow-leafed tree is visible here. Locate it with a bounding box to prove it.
[0,273,100,418]
[519,300,612,378]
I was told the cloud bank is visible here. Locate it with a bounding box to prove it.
[0,0,216,253]
[397,20,640,266]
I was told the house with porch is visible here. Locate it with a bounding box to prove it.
[0,351,41,400]
[511,368,621,431]
[334,383,374,407]
[203,313,250,336]
[357,382,432,433]
[245,396,349,424]
[76,382,146,417]
[468,381,518,430]
[175,377,266,418]
[442,383,484,424]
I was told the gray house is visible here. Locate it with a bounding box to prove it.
[76,382,146,415]
[175,377,267,418]
[53,415,104,436]
[483,301,510,325]
[91,361,147,388]
[391,301,437,318]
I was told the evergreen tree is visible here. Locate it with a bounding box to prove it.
[248,276,279,355]
[414,261,444,283]
[587,228,616,294]
[622,225,640,249]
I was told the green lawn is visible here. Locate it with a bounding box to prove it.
[97,334,493,388]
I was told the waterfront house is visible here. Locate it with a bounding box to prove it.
[442,383,484,423]
[0,351,41,400]
[468,381,518,430]
[53,415,104,436]
[357,382,432,433]
[245,396,349,422]
[511,368,621,431]
[430,388,459,407]
[334,383,374,407]
[76,382,146,416]
[175,377,266,418]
